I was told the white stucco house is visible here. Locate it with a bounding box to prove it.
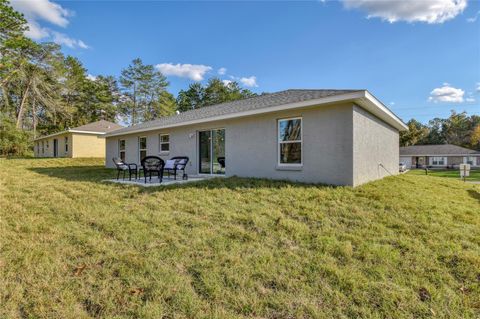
[105,89,408,186]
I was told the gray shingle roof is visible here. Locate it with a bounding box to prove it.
[72,120,123,133]
[107,89,361,136]
[400,144,479,155]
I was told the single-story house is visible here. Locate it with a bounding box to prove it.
[34,120,123,158]
[105,89,408,186]
[400,144,480,169]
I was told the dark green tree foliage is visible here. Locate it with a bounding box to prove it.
[176,78,256,112]
[119,58,171,124]
[400,111,480,150]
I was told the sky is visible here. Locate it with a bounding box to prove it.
[10,0,480,123]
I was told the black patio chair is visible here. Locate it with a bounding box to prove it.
[164,156,189,180]
[217,157,225,169]
[140,156,165,184]
[112,157,137,181]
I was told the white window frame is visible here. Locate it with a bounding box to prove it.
[464,156,477,166]
[65,136,69,153]
[277,117,303,166]
[430,156,446,166]
[159,134,170,154]
[119,139,126,161]
[138,136,147,162]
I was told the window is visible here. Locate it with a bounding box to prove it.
[159,134,170,153]
[119,139,126,161]
[464,156,477,166]
[139,137,147,161]
[278,117,302,165]
[65,137,69,152]
[41,141,44,154]
[431,156,446,165]
[46,140,49,148]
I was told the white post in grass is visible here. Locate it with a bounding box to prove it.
[459,163,470,182]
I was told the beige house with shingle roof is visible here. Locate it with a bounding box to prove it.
[400,144,480,169]
[34,120,123,158]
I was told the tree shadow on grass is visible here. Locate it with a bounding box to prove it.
[28,165,337,191]
[29,166,114,183]
[467,189,480,204]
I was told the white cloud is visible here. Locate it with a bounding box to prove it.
[222,79,233,86]
[51,31,89,49]
[467,10,480,22]
[156,63,212,81]
[239,76,258,87]
[11,0,88,49]
[429,84,465,103]
[86,74,97,81]
[476,82,480,92]
[389,101,395,106]
[11,0,72,27]
[466,97,475,102]
[24,21,50,40]
[341,0,467,24]
[218,67,227,75]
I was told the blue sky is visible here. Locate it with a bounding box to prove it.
[11,0,480,123]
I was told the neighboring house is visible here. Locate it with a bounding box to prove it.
[34,120,123,158]
[400,144,480,169]
[105,89,408,186]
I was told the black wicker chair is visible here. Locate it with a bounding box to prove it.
[140,156,165,184]
[164,156,189,180]
[112,157,137,180]
[217,157,225,169]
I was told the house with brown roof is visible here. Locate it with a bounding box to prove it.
[400,144,480,169]
[34,120,123,158]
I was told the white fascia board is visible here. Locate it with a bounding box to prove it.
[34,130,106,141]
[105,90,407,137]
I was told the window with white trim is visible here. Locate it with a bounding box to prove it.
[431,156,446,165]
[159,134,170,153]
[119,139,126,161]
[139,137,147,162]
[278,117,302,165]
[464,156,477,166]
[65,136,69,152]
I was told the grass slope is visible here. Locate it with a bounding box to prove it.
[0,158,479,318]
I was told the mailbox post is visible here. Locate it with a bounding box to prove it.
[459,163,470,182]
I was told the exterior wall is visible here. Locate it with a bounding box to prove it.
[106,103,356,185]
[34,133,72,158]
[352,105,399,186]
[71,133,106,158]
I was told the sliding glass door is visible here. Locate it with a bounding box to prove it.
[199,129,225,175]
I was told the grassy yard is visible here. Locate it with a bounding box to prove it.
[408,168,480,182]
[1,158,479,318]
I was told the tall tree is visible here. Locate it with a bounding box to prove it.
[119,58,169,125]
[400,119,429,146]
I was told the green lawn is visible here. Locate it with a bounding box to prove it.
[1,158,479,318]
[408,168,480,181]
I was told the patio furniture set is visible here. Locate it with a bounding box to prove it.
[112,156,189,183]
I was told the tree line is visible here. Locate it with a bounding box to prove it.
[0,0,256,155]
[400,111,480,150]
